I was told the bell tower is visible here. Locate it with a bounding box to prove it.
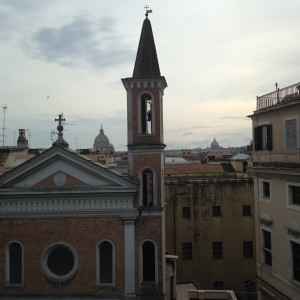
[122,11,167,208]
[122,9,167,298]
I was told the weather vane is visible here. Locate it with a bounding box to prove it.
[144,5,152,17]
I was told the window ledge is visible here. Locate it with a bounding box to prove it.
[290,280,300,288]
[138,133,155,137]
[262,263,272,270]
[5,283,24,290]
[287,204,300,212]
[95,283,116,290]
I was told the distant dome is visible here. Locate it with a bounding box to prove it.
[93,125,114,155]
[94,126,109,145]
[210,138,220,149]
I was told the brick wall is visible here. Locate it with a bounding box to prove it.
[0,217,125,297]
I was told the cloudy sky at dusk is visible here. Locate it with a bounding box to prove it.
[0,0,299,151]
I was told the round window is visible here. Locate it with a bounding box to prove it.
[41,243,78,283]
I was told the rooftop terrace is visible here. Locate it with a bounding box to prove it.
[256,82,300,111]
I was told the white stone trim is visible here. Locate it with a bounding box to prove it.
[122,78,167,92]
[286,182,300,212]
[137,91,155,135]
[5,240,24,288]
[259,179,272,203]
[139,240,158,286]
[0,197,135,218]
[288,236,300,285]
[123,219,136,297]
[96,240,116,288]
[40,242,79,283]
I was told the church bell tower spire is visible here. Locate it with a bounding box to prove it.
[122,12,167,187]
[122,10,167,298]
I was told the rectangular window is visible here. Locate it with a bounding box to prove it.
[182,243,193,260]
[182,206,191,219]
[213,281,224,290]
[262,230,272,267]
[285,119,297,150]
[243,241,254,259]
[212,205,221,217]
[260,180,271,201]
[263,181,270,198]
[244,281,255,295]
[292,241,300,282]
[287,184,300,206]
[243,205,252,216]
[254,124,272,151]
[213,242,223,260]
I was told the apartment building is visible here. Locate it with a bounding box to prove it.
[248,82,300,299]
[164,163,256,298]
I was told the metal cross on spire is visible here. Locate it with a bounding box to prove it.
[55,113,65,129]
[53,113,69,148]
[144,5,152,17]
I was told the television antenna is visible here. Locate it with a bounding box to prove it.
[1,106,8,147]
[26,129,32,148]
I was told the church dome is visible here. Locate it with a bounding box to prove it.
[94,126,109,146]
[93,126,114,155]
[210,138,220,149]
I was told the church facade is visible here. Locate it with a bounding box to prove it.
[0,13,167,300]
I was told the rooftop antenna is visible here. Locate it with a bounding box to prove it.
[26,129,31,148]
[144,5,152,17]
[51,130,57,141]
[1,105,7,147]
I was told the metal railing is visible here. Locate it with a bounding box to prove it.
[256,82,300,110]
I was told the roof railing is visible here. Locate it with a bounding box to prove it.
[256,82,300,110]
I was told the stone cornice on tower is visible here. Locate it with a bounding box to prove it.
[121,77,167,92]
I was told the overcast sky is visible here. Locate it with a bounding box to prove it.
[0,0,299,151]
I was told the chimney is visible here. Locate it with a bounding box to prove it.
[17,129,28,148]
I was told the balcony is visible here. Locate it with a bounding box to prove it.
[256,82,300,111]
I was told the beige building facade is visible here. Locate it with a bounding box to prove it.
[164,170,256,297]
[249,82,300,299]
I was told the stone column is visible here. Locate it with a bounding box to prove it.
[123,218,136,298]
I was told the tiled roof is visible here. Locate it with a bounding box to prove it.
[165,163,233,175]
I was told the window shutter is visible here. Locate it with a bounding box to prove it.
[254,126,260,151]
[267,124,273,150]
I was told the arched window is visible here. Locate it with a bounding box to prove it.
[6,241,23,286]
[142,169,154,207]
[142,241,156,282]
[140,93,152,134]
[97,240,115,286]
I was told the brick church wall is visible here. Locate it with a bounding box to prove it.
[0,217,125,297]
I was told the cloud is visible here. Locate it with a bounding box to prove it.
[183,132,195,136]
[28,16,134,69]
[220,116,249,120]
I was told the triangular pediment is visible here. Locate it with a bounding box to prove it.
[0,146,136,191]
